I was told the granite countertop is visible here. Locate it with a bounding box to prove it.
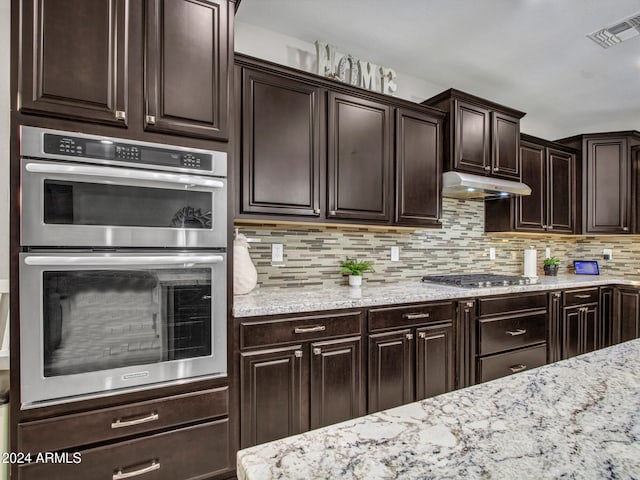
[233,274,640,318]
[237,339,640,479]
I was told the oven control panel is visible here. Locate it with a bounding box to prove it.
[43,134,212,172]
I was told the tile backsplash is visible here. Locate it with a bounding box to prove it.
[236,198,640,289]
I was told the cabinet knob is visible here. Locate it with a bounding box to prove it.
[406,333,414,340]
[437,218,443,223]
[484,165,491,171]
[418,332,426,339]
[542,225,548,230]
[493,167,499,172]
[547,225,554,230]
[329,210,336,216]
[146,115,156,125]
[554,292,561,298]
[313,208,320,214]
[115,110,126,121]
[623,227,629,232]
[313,347,322,355]
[294,350,303,358]
[465,302,474,308]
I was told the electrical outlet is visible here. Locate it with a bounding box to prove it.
[489,247,496,260]
[603,248,612,260]
[391,246,400,262]
[545,247,551,259]
[272,243,284,262]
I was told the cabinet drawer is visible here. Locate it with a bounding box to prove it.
[18,419,230,480]
[563,288,599,307]
[477,344,547,383]
[18,387,228,454]
[478,292,547,317]
[478,312,547,356]
[368,302,453,332]
[240,311,362,349]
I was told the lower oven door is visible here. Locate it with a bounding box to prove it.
[19,251,226,409]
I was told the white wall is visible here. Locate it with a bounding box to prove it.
[0,0,9,282]
[235,22,448,104]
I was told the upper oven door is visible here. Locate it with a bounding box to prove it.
[21,159,227,248]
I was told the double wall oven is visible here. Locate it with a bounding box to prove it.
[19,127,228,409]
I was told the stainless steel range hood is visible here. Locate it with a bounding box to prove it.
[442,171,531,199]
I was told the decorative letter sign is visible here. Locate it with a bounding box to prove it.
[315,41,398,95]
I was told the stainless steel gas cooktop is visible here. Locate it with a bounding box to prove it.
[421,274,534,288]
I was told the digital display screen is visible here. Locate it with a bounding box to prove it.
[86,142,115,159]
[574,261,599,275]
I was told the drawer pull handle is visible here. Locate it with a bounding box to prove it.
[574,294,592,299]
[294,325,326,334]
[113,460,160,480]
[418,332,426,339]
[313,347,322,355]
[111,412,159,429]
[465,302,474,308]
[403,313,430,320]
[506,329,527,336]
[294,350,303,358]
[509,364,527,373]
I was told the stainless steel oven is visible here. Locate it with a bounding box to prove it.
[19,251,226,408]
[20,126,227,248]
[18,127,228,409]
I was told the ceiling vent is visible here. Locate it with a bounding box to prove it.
[588,11,640,48]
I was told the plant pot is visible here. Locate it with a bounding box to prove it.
[348,275,362,287]
[544,264,558,276]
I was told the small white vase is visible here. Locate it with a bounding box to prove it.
[348,275,362,287]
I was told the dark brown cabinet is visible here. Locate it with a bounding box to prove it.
[555,132,640,234]
[239,67,321,216]
[423,89,525,180]
[327,92,392,222]
[19,0,129,126]
[239,311,364,448]
[367,302,455,413]
[19,0,232,140]
[144,0,231,140]
[485,135,575,234]
[600,287,614,349]
[395,107,442,226]
[613,287,640,344]
[561,288,599,359]
[548,291,562,363]
[456,300,476,388]
[475,292,548,383]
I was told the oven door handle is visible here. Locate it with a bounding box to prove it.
[24,255,225,266]
[25,162,224,189]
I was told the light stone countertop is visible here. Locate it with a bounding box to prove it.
[236,338,640,480]
[233,274,640,318]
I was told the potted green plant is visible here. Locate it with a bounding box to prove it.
[339,258,375,287]
[543,257,560,276]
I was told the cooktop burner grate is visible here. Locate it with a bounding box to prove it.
[421,274,534,288]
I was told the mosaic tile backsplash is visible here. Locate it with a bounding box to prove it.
[236,198,640,289]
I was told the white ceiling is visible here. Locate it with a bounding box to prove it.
[235,0,640,139]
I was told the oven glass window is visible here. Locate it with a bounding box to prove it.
[42,269,212,377]
[43,180,213,229]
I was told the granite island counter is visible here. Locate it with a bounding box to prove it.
[237,339,640,479]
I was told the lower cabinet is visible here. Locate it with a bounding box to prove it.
[239,311,365,448]
[561,288,599,359]
[613,287,640,343]
[367,302,455,413]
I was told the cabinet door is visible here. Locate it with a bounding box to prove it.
[585,137,630,233]
[395,108,442,226]
[367,329,413,413]
[19,0,128,125]
[415,323,454,401]
[240,346,306,448]
[548,292,562,363]
[491,112,520,178]
[562,306,582,359]
[456,300,476,388]
[614,288,640,344]
[328,93,392,222]
[240,69,321,216]
[515,141,546,232]
[453,100,490,174]
[583,305,599,354]
[635,147,640,233]
[309,337,363,430]
[145,0,230,140]
[599,287,614,349]
[547,148,574,233]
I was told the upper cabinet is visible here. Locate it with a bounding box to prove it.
[18,0,233,141]
[235,55,444,227]
[556,132,640,234]
[423,89,525,180]
[485,135,576,234]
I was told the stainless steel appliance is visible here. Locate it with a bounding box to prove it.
[19,127,228,409]
[422,273,534,288]
[20,126,227,248]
